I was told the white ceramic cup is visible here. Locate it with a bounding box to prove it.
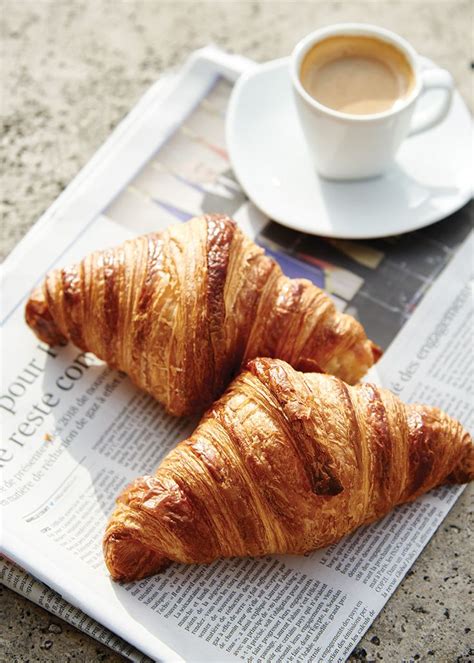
[291,23,454,180]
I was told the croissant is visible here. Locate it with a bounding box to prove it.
[25,214,380,416]
[104,357,473,581]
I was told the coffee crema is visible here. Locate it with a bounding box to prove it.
[300,35,415,115]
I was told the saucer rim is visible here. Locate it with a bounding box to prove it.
[226,57,473,240]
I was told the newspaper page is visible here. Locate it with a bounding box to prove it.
[1,47,472,662]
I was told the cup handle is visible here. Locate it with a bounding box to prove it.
[409,68,454,136]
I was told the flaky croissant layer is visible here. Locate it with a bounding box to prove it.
[25,214,380,416]
[104,358,473,581]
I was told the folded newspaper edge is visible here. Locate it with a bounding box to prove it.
[0,555,153,663]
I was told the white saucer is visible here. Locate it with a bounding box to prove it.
[226,57,473,239]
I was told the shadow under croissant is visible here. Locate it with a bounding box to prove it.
[102,477,469,584]
[104,485,469,662]
[31,343,197,573]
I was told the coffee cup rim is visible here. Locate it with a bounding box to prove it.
[291,23,422,122]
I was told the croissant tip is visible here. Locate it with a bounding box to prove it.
[371,342,383,363]
[450,431,474,483]
[25,286,66,346]
[103,528,170,581]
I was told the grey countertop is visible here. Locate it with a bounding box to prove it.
[1,1,473,661]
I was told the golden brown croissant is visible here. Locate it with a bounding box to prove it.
[104,357,473,581]
[25,214,379,416]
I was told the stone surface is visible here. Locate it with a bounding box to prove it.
[0,583,124,662]
[1,1,473,662]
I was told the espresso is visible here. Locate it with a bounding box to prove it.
[300,35,415,115]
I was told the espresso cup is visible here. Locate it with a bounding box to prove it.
[291,24,454,180]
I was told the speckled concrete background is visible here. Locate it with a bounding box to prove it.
[1,1,473,662]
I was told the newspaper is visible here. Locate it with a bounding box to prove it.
[1,46,472,662]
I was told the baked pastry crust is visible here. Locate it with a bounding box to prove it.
[103,358,473,581]
[25,214,380,415]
